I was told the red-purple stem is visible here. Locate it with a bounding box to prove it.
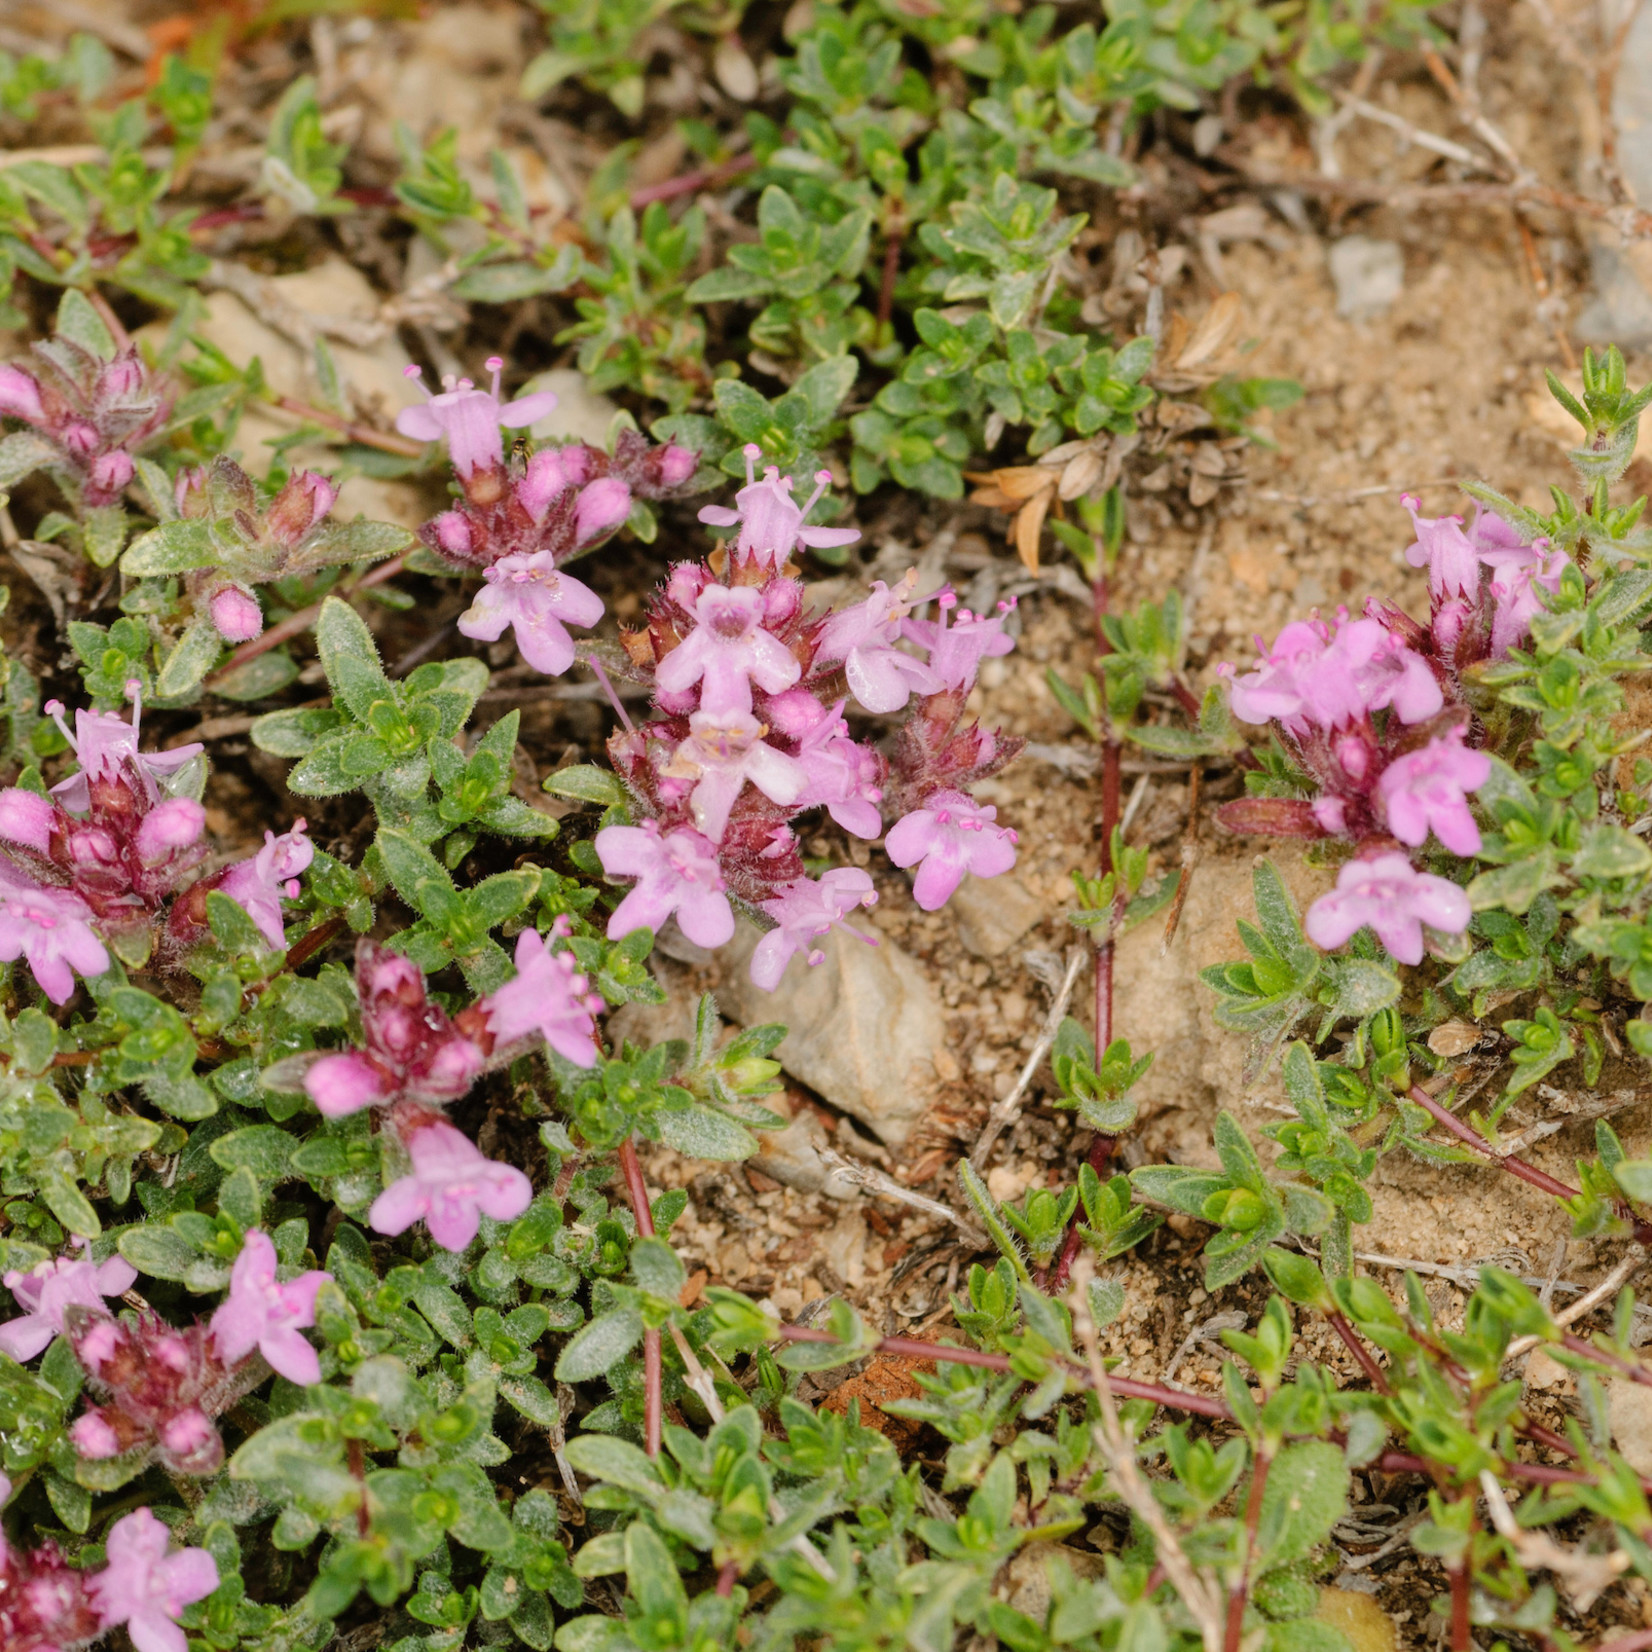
[1327,1310,1391,1393]
[715,1558,740,1596]
[618,1137,663,1460]
[1407,1086,1652,1242]
[629,153,757,210]
[1224,1447,1272,1652]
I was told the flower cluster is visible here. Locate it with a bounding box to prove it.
[0,1498,214,1652]
[0,331,167,509]
[1218,496,1570,964]
[0,1232,327,1479]
[395,361,696,675]
[595,445,1023,987]
[0,687,313,1000]
[263,934,595,1252]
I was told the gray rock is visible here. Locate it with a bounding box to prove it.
[1327,236,1404,321]
[749,1095,861,1200]
[1576,238,1652,349]
[948,873,1045,960]
[522,368,624,447]
[1615,2,1652,208]
[1611,1376,1652,1476]
[721,923,946,1151]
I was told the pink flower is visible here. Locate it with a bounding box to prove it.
[207,583,264,644]
[44,684,203,813]
[901,592,1016,695]
[305,1052,388,1116]
[774,695,884,838]
[0,860,109,1003]
[481,926,604,1066]
[697,445,860,567]
[814,573,941,713]
[750,870,878,991]
[302,943,485,1116]
[0,364,44,423]
[369,1122,532,1253]
[1376,730,1491,855]
[663,710,807,843]
[90,1508,219,1652]
[395,357,558,478]
[265,470,337,547]
[216,821,313,948]
[0,1251,136,1361]
[574,477,632,544]
[1485,541,1569,658]
[209,1230,330,1386]
[1304,851,1471,966]
[1226,613,1442,732]
[595,820,734,948]
[1402,495,1480,602]
[158,1410,218,1461]
[458,553,605,676]
[885,790,1018,910]
[654,584,802,716]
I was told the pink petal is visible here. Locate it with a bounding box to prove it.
[368,1176,428,1238]
[497,391,559,429]
[259,1326,321,1385]
[395,405,444,443]
[674,888,735,949]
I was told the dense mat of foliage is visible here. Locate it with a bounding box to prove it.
[5,7,1652,1652]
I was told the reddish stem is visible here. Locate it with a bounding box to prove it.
[1449,1558,1471,1652]
[1224,1448,1272,1652]
[1327,1311,1391,1394]
[274,396,426,458]
[618,1137,663,1459]
[875,225,902,331]
[715,1558,740,1597]
[629,152,757,210]
[1407,1085,1585,1202]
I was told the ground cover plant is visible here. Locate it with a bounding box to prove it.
[1,2,1652,1652]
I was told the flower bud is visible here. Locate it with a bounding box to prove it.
[61,422,99,459]
[69,1413,120,1459]
[433,511,473,560]
[95,356,147,405]
[174,466,209,517]
[518,448,571,521]
[0,365,43,423]
[159,1409,217,1461]
[88,451,134,498]
[0,789,56,856]
[266,470,337,547]
[574,477,632,545]
[657,443,696,488]
[136,799,206,862]
[208,585,264,644]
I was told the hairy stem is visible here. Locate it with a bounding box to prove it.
[1327,1310,1391,1393]
[618,1136,663,1459]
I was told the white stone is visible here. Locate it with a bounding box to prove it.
[522,369,623,447]
[1610,1376,1652,1476]
[1327,237,1404,321]
[948,872,1045,959]
[721,922,947,1151]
